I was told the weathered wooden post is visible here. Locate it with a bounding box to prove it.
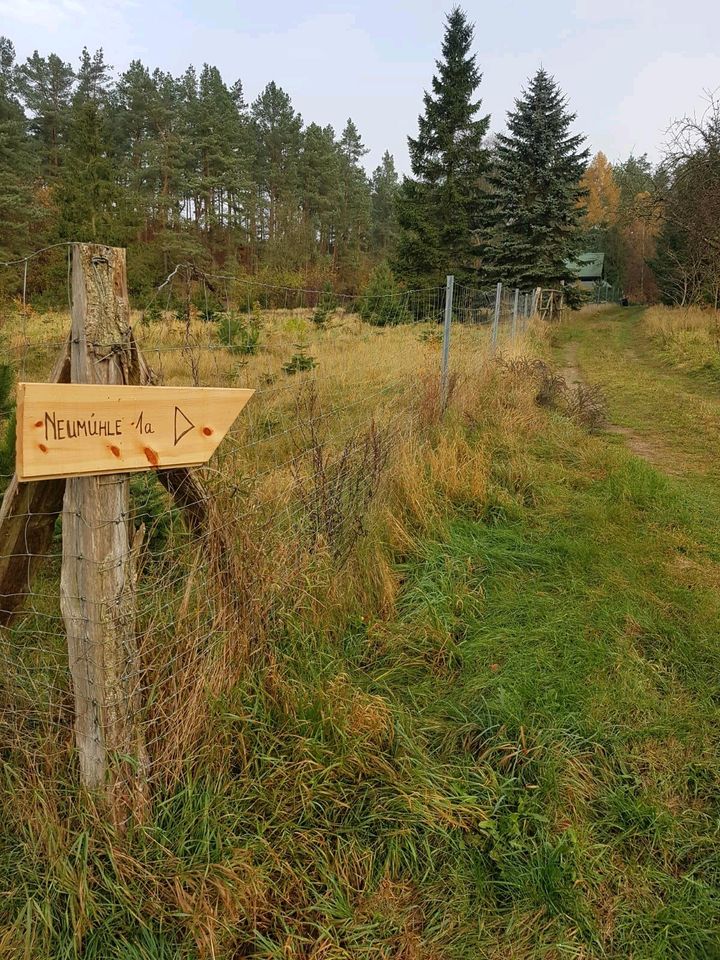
[60,243,148,822]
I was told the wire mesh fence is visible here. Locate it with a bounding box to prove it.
[0,244,552,813]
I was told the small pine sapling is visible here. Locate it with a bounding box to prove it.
[312,282,337,328]
[217,305,262,355]
[283,342,317,374]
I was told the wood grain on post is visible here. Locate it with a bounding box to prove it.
[60,243,148,821]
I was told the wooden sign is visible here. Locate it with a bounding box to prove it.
[16,382,254,481]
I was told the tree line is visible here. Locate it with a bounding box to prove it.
[0,37,400,298]
[0,7,716,306]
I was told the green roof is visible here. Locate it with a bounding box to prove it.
[566,252,605,280]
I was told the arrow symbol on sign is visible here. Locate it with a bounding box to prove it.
[174,406,195,446]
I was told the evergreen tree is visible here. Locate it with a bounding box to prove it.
[299,122,339,258]
[335,118,370,274]
[370,150,399,256]
[359,261,410,326]
[0,37,42,261]
[395,7,490,284]
[57,47,118,241]
[0,33,437,295]
[18,51,74,180]
[195,64,250,234]
[251,82,302,245]
[483,67,588,290]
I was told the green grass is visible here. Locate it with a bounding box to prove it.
[3,311,720,957]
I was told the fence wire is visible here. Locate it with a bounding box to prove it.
[0,250,553,788]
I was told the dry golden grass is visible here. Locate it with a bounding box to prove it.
[640,304,720,380]
[641,304,719,336]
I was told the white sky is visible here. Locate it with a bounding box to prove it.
[1,0,719,174]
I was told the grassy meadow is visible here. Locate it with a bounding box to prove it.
[1,303,720,958]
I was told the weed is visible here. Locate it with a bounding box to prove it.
[292,384,391,561]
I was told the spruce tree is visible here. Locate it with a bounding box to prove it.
[483,68,588,290]
[395,7,490,285]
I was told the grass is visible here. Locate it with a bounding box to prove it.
[1,304,720,957]
[640,305,720,383]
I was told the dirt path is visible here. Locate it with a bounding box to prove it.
[560,337,679,472]
[557,307,719,480]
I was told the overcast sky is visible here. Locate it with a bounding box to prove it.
[1,0,719,174]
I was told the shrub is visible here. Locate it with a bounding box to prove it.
[502,358,608,432]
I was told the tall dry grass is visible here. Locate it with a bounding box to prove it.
[0,304,565,958]
[641,304,720,380]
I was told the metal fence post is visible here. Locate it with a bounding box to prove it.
[490,281,502,353]
[441,274,454,409]
[512,288,519,339]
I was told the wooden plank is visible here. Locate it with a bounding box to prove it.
[17,382,253,481]
[59,243,148,823]
[0,339,70,627]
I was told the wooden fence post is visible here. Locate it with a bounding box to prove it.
[60,243,148,822]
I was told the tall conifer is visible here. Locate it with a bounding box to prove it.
[395,7,489,284]
[483,68,588,289]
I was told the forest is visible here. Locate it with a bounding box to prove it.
[1,8,719,306]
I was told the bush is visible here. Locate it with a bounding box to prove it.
[217,309,262,355]
[359,263,411,326]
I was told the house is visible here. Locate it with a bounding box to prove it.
[566,252,605,291]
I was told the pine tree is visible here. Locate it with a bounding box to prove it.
[335,118,370,275]
[57,47,118,241]
[371,150,400,256]
[299,122,339,258]
[18,51,75,180]
[0,37,42,262]
[251,82,302,245]
[483,67,589,290]
[395,7,490,285]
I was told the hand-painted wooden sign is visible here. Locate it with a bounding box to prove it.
[16,383,254,481]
